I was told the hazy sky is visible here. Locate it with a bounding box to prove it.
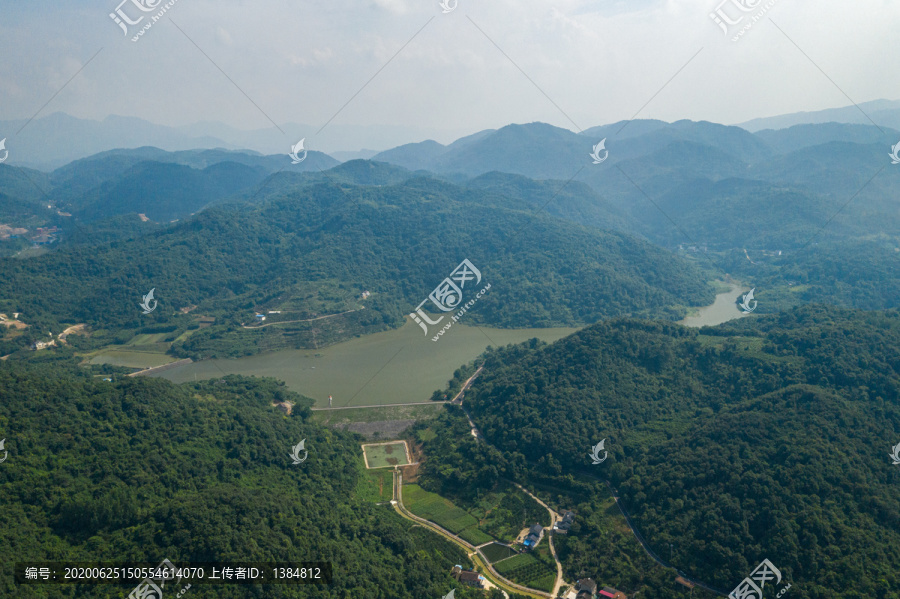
[0,0,897,151]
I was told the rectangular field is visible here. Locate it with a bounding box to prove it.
[493,552,557,591]
[403,484,480,534]
[458,527,494,546]
[362,441,410,469]
[481,542,518,563]
[493,553,540,574]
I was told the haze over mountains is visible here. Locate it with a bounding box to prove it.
[1,108,898,366]
[3,110,897,250]
[3,99,900,169]
[0,112,456,170]
[3,101,900,599]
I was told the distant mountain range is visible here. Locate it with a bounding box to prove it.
[0,112,462,170]
[1,99,898,169]
[2,115,898,249]
[0,113,898,353]
[738,98,900,132]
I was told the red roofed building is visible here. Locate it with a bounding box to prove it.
[599,587,627,599]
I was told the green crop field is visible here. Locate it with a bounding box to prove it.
[458,527,494,546]
[527,573,556,593]
[493,553,556,590]
[403,484,480,534]
[493,553,539,574]
[481,542,518,563]
[362,442,409,469]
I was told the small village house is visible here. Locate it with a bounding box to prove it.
[451,565,485,588]
[523,523,543,549]
[599,586,626,599]
[575,578,597,599]
[554,511,575,534]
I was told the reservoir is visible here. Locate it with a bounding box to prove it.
[149,284,748,406]
[155,319,578,408]
[678,282,751,328]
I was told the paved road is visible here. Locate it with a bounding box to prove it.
[457,371,566,593]
[461,369,720,598]
[391,470,550,599]
[513,483,567,596]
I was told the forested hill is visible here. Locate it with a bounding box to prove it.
[464,307,900,598]
[0,175,714,357]
[0,363,484,599]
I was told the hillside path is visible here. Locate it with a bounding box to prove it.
[454,366,485,440]
[241,308,362,329]
[450,366,484,404]
[587,475,729,597]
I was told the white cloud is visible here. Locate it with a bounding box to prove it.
[0,0,897,150]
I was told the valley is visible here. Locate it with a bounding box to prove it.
[2,100,900,599]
